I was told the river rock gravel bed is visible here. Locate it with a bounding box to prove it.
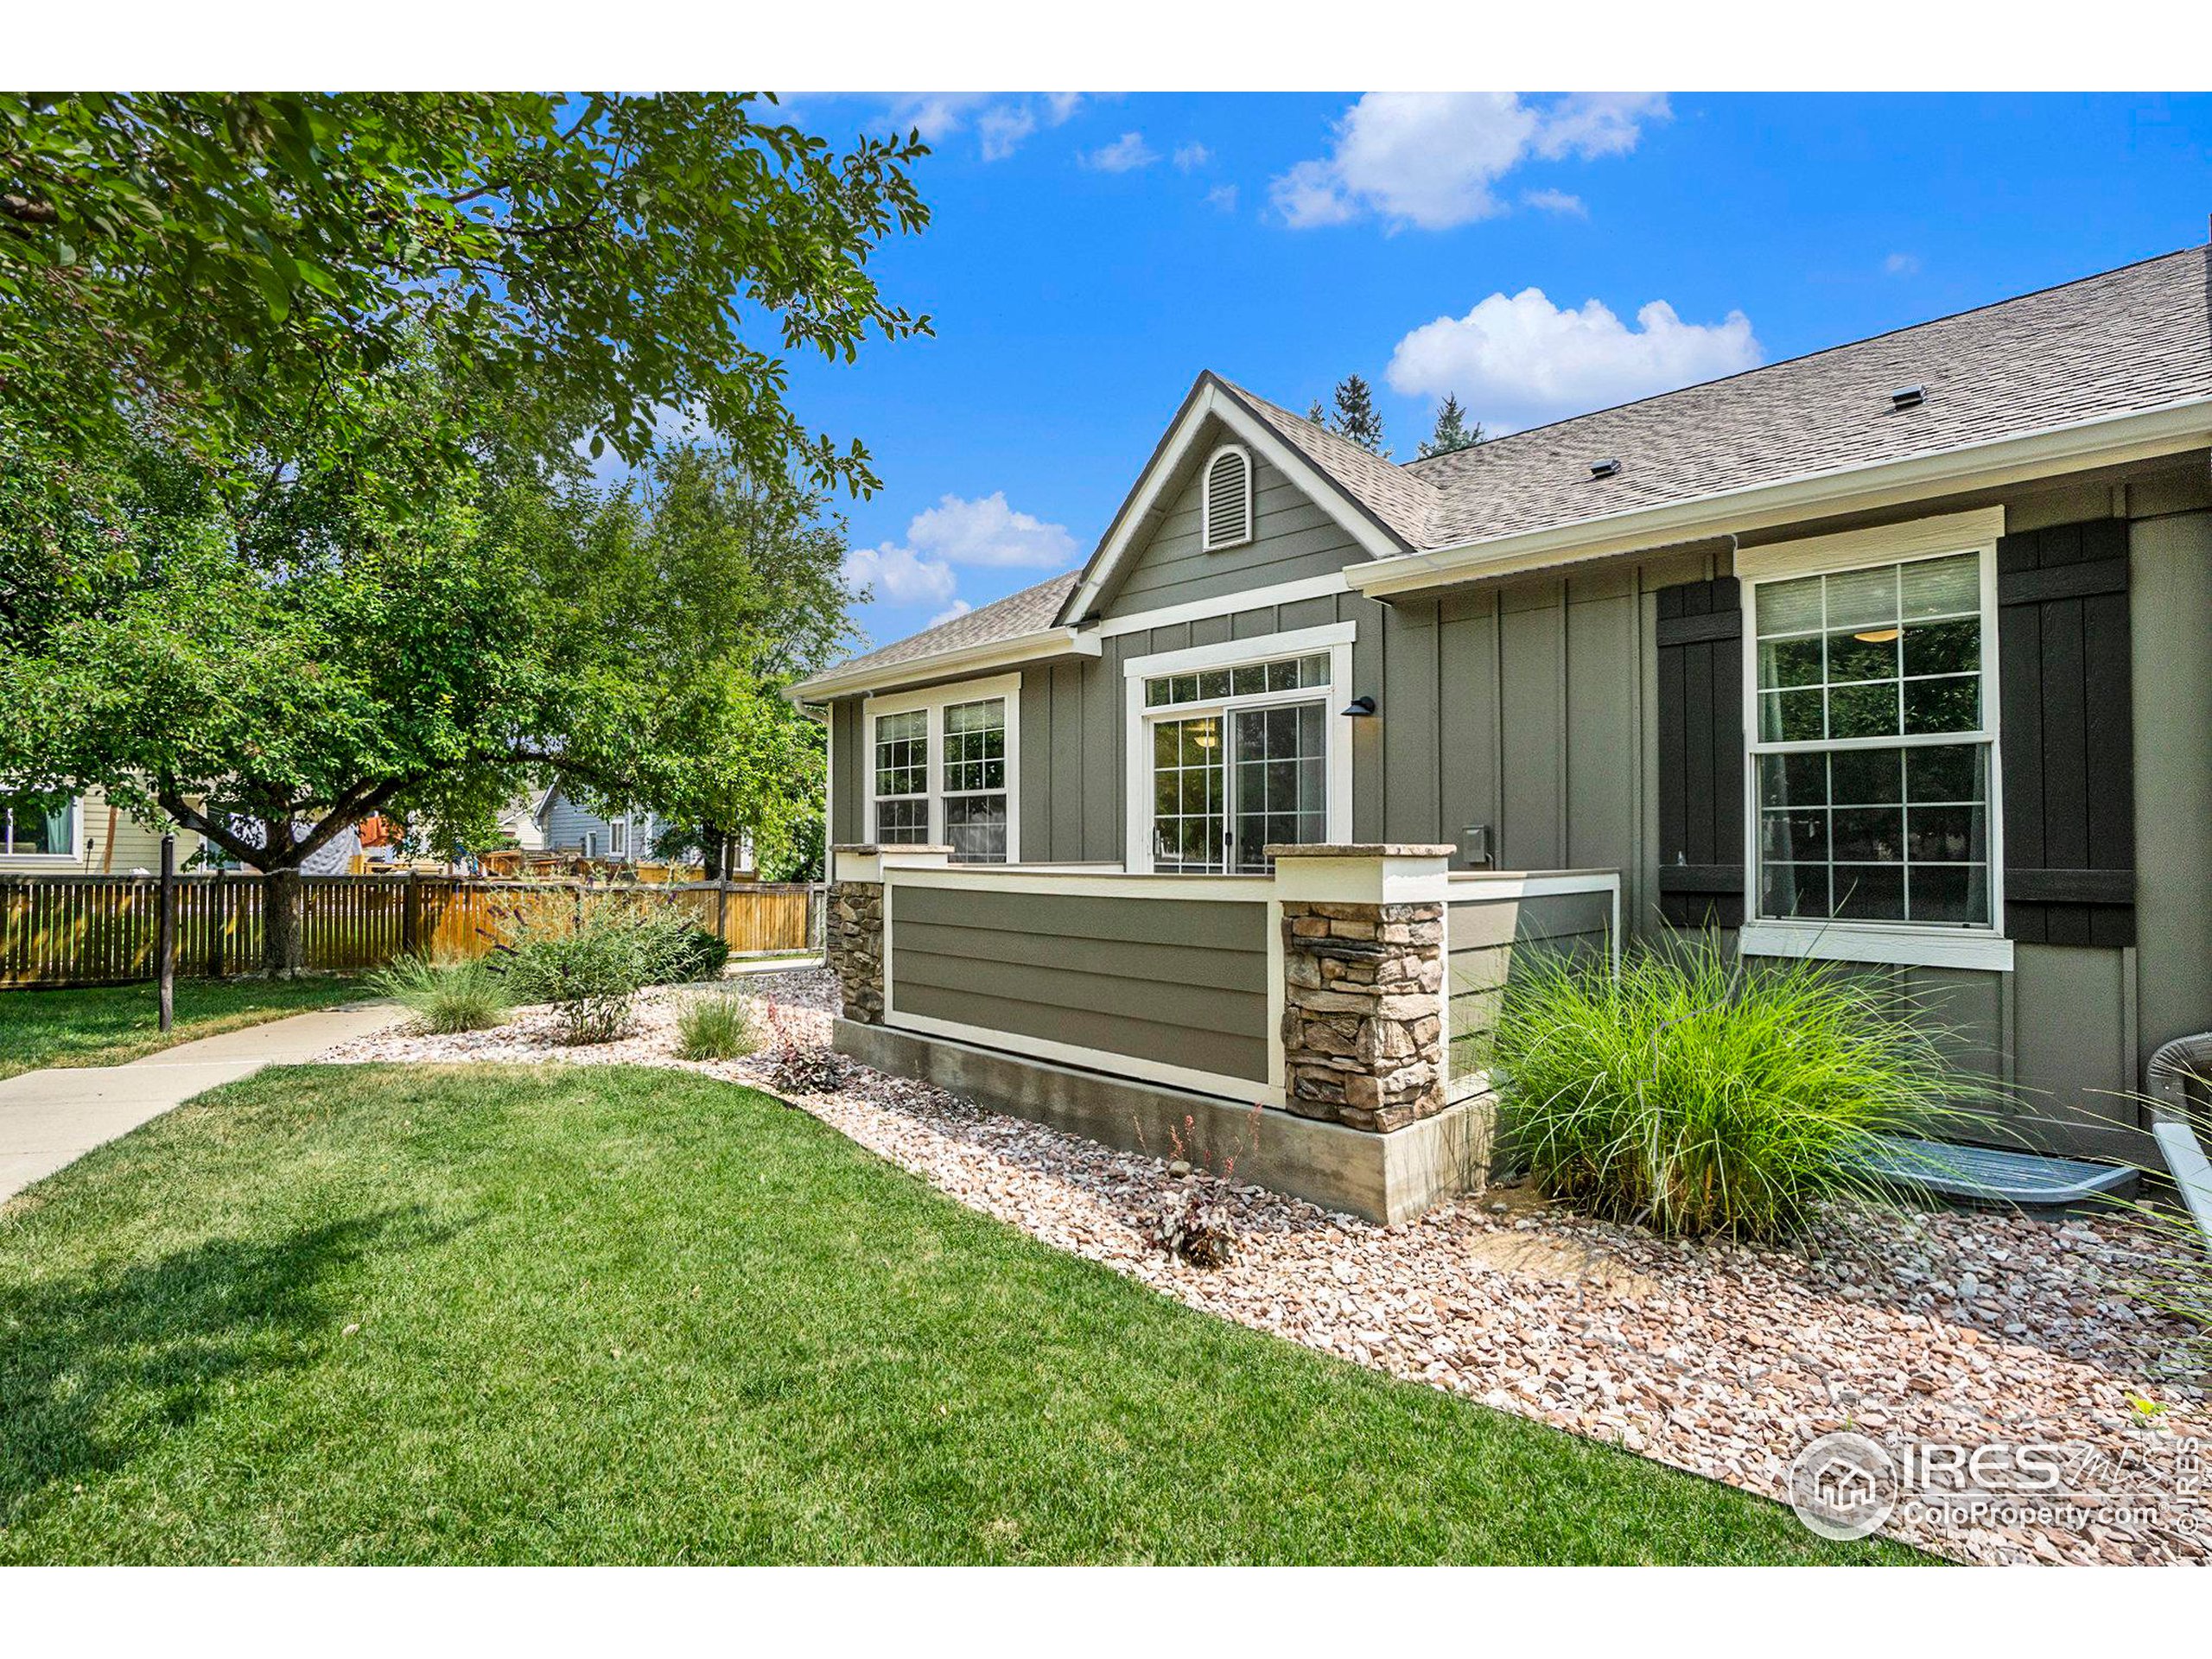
[318,968,2208,1566]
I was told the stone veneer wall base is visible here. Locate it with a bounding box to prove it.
[834,1017,1496,1226]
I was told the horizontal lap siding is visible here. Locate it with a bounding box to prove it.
[1443,890,1613,1084]
[887,884,1271,1082]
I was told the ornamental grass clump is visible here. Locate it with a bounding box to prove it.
[368,953,512,1034]
[676,990,758,1062]
[1490,933,1986,1241]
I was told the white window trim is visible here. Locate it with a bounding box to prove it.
[1122,621,1356,874]
[1200,443,1255,553]
[1737,508,2011,972]
[0,791,79,865]
[863,671,1021,862]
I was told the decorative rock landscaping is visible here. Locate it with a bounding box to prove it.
[317,967,2209,1567]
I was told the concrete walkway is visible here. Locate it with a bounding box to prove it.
[0,1002,402,1205]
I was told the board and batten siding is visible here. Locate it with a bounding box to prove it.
[885,883,1273,1084]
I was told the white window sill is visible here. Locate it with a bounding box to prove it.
[1739,919,2014,973]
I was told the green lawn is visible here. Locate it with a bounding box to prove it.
[0,1063,1924,1564]
[0,977,370,1081]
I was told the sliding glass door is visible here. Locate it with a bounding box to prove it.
[1149,702,1325,874]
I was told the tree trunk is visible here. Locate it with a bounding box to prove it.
[699,825,728,881]
[263,867,304,978]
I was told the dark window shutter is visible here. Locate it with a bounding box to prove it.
[1656,576,1745,928]
[1998,518,2134,946]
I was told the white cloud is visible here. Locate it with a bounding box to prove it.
[844,492,1077,623]
[1205,183,1239,213]
[887,93,988,143]
[1084,131,1159,173]
[1271,92,1669,231]
[886,92,1086,162]
[1173,143,1211,172]
[1885,251,1923,276]
[842,543,958,609]
[905,492,1077,569]
[1385,288,1762,431]
[1522,188,1588,218]
[1533,92,1671,160]
[976,104,1038,162]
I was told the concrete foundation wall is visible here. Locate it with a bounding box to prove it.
[836,1017,1493,1225]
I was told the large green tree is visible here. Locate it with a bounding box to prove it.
[524,444,855,882]
[0,376,575,973]
[0,92,930,493]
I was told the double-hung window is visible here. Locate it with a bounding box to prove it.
[941,697,1009,861]
[866,675,1020,861]
[1125,625,1353,874]
[1742,512,2004,965]
[873,709,931,845]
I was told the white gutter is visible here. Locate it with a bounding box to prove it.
[1350,396,2212,598]
[785,625,1101,704]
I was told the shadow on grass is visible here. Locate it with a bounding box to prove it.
[0,1206,455,1525]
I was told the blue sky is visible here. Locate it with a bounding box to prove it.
[763,92,2212,652]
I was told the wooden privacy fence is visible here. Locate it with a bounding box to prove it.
[0,874,825,989]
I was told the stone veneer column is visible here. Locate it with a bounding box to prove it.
[1268,844,1452,1133]
[827,845,950,1025]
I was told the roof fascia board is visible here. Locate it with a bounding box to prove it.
[1349,397,2212,598]
[785,627,1099,704]
[1059,378,1407,625]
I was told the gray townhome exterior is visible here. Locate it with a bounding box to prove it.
[794,246,2212,1216]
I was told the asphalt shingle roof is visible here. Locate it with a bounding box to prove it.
[814,247,2211,687]
[1403,245,2212,547]
[818,569,1080,682]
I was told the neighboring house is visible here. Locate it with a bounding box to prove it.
[537,780,659,862]
[794,245,2212,1197]
[494,787,552,854]
[529,779,751,871]
[0,785,203,875]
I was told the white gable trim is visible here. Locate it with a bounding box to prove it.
[1059,379,1407,626]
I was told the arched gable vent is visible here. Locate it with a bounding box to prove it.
[1201,444,1254,551]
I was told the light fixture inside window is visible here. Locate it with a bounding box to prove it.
[1853,627,1902,644]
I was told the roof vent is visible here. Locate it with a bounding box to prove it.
[1202,445,1254,550]
[1890,383,1926,410]
[1587,458,1620,480]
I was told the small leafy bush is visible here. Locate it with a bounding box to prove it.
[649,920,731,985]
[499,900,685,1045]
[1489,933,1986,1241]
[369,954,512,1034]
[676,991,758,1061]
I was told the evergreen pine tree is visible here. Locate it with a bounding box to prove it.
[1416,392,1484,458]
[1329,373,1388,455]
[1305,397,1328,425]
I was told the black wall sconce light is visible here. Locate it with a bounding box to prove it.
[1340,695,1376,717]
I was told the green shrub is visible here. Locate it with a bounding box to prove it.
[646,920,732,985]
[368,954,512,1034]
[1488,933,1986,1241]
[675,991,758,1061]
[500,904,675,1045]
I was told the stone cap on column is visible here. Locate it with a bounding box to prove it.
[1264,843,1452,906]
[832,844,954,881]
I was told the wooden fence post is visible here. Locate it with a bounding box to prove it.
[156,834,176,1031]
[715,877,729,944]
[403,870,421,957]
